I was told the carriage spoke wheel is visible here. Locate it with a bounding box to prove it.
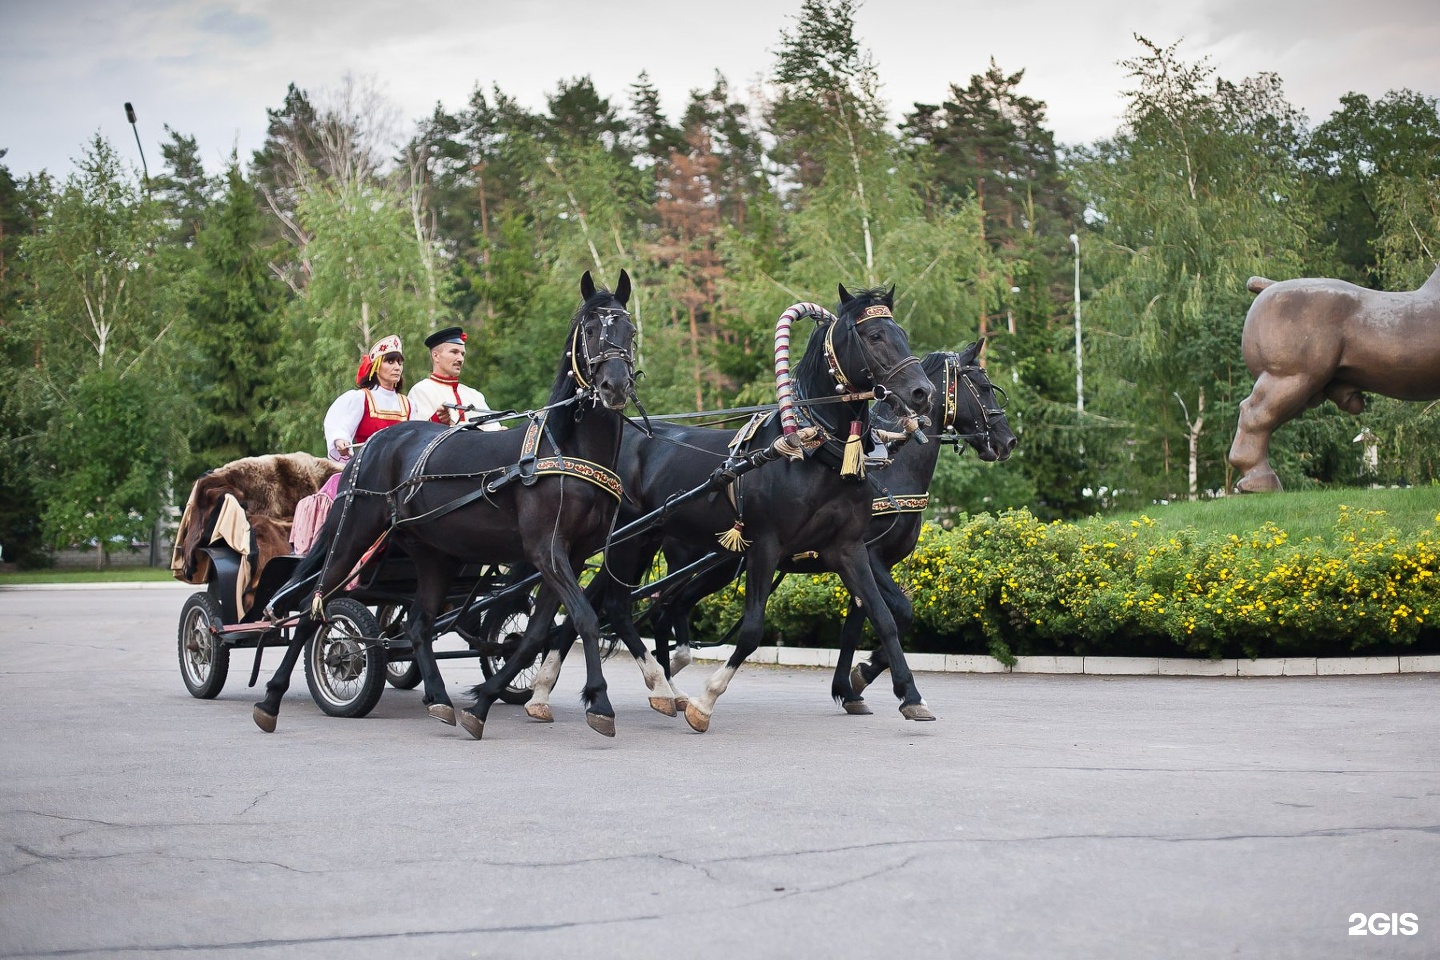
[178,591,230,699]
[376,604,421,690]
[304,597,386,718]
[480,601,541,705]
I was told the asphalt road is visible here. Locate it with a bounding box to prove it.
[2,585,1438,959]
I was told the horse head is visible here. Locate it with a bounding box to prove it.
[933,340,1016,462]
[826,283,933,415]
[574,270,637,411]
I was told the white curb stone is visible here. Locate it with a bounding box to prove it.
[776,646,836,668]
[677,644,1440,676]
[1012,656,1084,674]
[1400,655,1440,673]
[1086,656,1159,675]
[905,653,948,673]
[1239,657,1319,677]
[946,654,1009,673]
[1317,656,1398,675]
[1158,658,1238,676]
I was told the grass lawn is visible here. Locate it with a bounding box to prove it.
[1098,486,1440,541]
[0,567,176,586]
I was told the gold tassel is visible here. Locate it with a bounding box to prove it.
[717,521,751,552]
[310,592,325,620]
[841,421,865,479]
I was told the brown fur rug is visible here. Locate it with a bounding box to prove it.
[172,453,341,611]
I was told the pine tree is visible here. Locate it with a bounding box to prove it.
[182,160,283,479]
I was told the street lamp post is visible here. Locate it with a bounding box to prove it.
[1070,233,1084,459]
[1070,232,1083,417]
[123,102,149,185]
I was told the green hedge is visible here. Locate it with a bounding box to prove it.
[691,503,1440,660]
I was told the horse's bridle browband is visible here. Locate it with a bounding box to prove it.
[570,305,637,391]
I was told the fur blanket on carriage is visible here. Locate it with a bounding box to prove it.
[171,453,341,614]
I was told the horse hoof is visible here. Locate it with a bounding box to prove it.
[900,702,936,721]
[849,664,871,695]
[252,706,277,733]
[684,703,711,733]
[673,696,690,712]
[586,712,617,738]
[525,702,554,723]
[649,696,677,717]
[459,710,485,740]
[428,703,456,726]
[1235,469,1282,494]
[843,699,873,716]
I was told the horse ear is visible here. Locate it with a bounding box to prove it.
[581,270,596,301]
[615,269,631,307]
[885,284,896,304]
[838,283,853,305]
[960,339,983,364]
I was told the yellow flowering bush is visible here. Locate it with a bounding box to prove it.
[691,505,1440,659]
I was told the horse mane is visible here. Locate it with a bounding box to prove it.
[919,351,951,380]
[541,286,622,446]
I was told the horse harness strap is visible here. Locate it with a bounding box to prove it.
[484,411,624,502]
[872,493,929,516]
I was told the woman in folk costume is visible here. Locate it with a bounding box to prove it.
[322,334,416,463]
[408,326,502,430]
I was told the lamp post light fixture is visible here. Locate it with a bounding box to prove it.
[124,102,150,184]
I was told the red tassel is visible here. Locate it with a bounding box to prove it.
[355,355,374,386]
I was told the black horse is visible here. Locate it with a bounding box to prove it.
[619,342,1016,713]
[519,284,937,730]
[257,271,654,739]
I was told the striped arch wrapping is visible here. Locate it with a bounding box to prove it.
[774,302,839,436]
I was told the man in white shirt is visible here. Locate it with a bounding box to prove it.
[407,326,502,430]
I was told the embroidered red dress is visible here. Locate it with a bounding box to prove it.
[354,388,412,444]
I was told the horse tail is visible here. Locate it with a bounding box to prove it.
[1247,276,1275,294]
[266,522,333,616]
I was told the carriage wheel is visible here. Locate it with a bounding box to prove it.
[375,603,421,690]
[304,598,386,718]
[178,591,230,699]
[479,599,540,705]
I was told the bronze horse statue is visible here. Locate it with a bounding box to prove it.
[1228,264,1440,492]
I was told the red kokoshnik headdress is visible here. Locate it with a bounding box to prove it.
[355,334,403,386]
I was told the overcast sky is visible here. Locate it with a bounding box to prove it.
[3,0,1438,180]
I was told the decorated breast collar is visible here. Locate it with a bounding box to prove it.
[514,412,624,502]
[872,493,929,516]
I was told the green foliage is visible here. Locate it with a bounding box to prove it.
[1302,90,1440,285]
[692,493,1440,659]
[12,137,189,560]
[34,367,185,555]
[266,149,448,452]
[1075,37,1315,499]
[181,160,283,479]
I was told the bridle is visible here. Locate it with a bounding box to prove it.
[570,304,637,396]
[821,304,922,408]
[940,350,1008,453]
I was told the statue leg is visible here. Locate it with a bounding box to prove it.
[1229,373,1319,493]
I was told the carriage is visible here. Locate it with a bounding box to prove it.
[171,452,542,718]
